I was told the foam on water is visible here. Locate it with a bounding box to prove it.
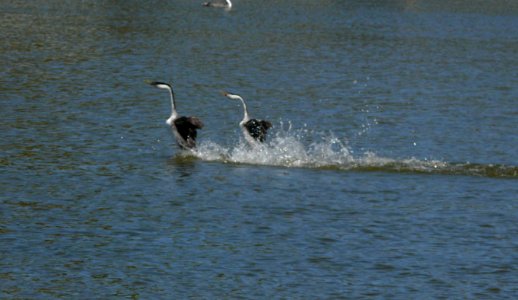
[183,122,517,179]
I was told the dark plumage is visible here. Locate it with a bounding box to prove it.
[173,116,204,149]
[223,92,272,145]
[149,81,204,150]
[243,119,272,143]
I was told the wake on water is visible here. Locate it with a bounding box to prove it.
[179,122,516,179]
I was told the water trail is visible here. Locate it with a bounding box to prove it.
[184,122,517,179]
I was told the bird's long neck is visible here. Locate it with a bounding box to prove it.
[165,85,178,125]
[226,0,232,8]
[238,96,250,123]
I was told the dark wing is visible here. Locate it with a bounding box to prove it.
[244,119,272,142]
[186,116,204,129]
[174,116,204,149]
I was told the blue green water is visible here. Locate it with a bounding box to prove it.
[1,0,517,298]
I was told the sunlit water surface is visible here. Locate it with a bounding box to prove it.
[1,0,517,298]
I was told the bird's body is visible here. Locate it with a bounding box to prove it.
[224,92,272,146]
[150,81,203,150]
[171,116,204,150]
[242,119,272,143]
[203,0,232,9]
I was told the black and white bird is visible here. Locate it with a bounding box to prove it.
[202,0,232,9]
[149,81,204,150]
[223,92,272,146]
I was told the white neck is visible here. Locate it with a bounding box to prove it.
[169,89,178,120]
[226,93,249,123]
[158,84,177,124]
[238,96,249,123]
[226,0,232,8]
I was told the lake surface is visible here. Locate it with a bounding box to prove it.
[1,0,517,298]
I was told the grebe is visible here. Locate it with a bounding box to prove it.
[149,81,204,150]
[223,92,272,146]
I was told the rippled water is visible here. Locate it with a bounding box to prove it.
[1,0,517,298]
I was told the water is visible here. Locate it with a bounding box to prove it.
[1,0,517,298]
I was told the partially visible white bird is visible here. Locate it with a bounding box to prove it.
[203,0,232,9]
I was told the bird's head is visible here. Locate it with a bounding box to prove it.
[149,81,172,91]
[222,91,242,101]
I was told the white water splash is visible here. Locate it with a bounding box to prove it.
[188,122,446,173]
